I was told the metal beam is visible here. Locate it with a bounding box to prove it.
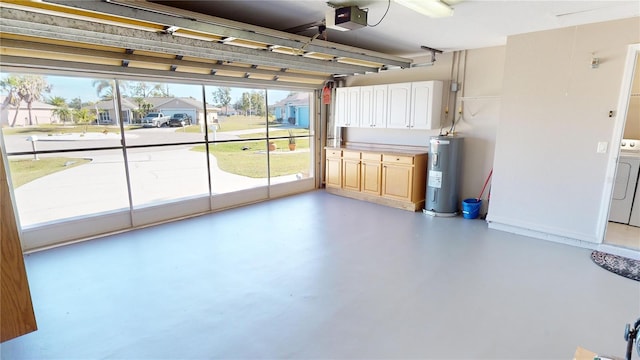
[0,55,322,90]
[0,8,377,75]
[0,38,331,82]
[44,0,412,68]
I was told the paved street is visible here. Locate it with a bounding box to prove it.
[3,127,236,153]
[4,127,300,226]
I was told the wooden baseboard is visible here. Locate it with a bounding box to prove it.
[325,187,423,212]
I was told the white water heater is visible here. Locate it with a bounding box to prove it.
[424,135,463,216]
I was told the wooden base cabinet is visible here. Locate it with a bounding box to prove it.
[382,160,414,201]
[325,148,427,211]
[342,151,361,192]
[361,153,382,195]
[325,149,342,188]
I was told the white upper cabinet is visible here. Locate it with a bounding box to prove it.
[335,87,348,127]
[371,85,388,128]
[360,86,374,127]
[360,85,387,128]
[386,82,412,129]
[336,87,361,127]
[410,81,443,130]
[335,80,442,130]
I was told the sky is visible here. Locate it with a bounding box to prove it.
[1,73,292,105]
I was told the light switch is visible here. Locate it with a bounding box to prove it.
[597,142,608,153]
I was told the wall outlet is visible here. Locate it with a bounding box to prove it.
[597,141,608,154]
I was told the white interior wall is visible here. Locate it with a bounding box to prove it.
[488,17,640,244]
[342,47,505,202]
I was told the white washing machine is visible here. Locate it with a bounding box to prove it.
[609,139,640,225]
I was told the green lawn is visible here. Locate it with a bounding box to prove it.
[177,115,289,133]
[193,137,310,178]
[236,128,309,140]
[8,157,92,188]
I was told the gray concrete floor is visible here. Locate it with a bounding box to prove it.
[2,191,639,359]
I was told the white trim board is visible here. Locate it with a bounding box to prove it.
[487,221,599,250]
[597,244,640,260]
[487,215,600,244]
[488,220,640,260]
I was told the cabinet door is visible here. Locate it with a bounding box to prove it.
[382,164,414,201]
[346,87,361,127]
[360,86,374,127]
[326,157,342,188]
[335,88,349,127]
[386,83,411,129]
[342,151,361,191]
[361,160,382,195]
[411,81,442,130]
[343,159,361,191]
[371,85,388,128]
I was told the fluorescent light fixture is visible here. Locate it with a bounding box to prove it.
[394,0,454,18]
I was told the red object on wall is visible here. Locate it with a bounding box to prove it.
[322,86,331,105]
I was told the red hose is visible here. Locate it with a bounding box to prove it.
[478,169,493,200]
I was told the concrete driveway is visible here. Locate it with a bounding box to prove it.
[7,128,299,226]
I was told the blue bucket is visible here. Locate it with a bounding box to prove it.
[462,198,482,219]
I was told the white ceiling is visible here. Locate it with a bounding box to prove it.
[152,0,640,58]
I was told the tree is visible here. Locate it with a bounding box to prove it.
[47,96,72,124]
[233,99,241,112]
[212,87,231,113]
[132,97,153,121]
[158,84,172,97]
[240,92,251,115]
[47,96,66,107]
[73,108,92,125]
[92,79,130,101]
[92,79,115,100]
[239,90,266,116]
[129,82,171,98]
[0,74,51,126]
[251,91,266,116]
[0,75,22,127]
[69,97,83,110]
[56,107,73,125]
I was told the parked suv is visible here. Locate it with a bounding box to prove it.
[168,113,192,127]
